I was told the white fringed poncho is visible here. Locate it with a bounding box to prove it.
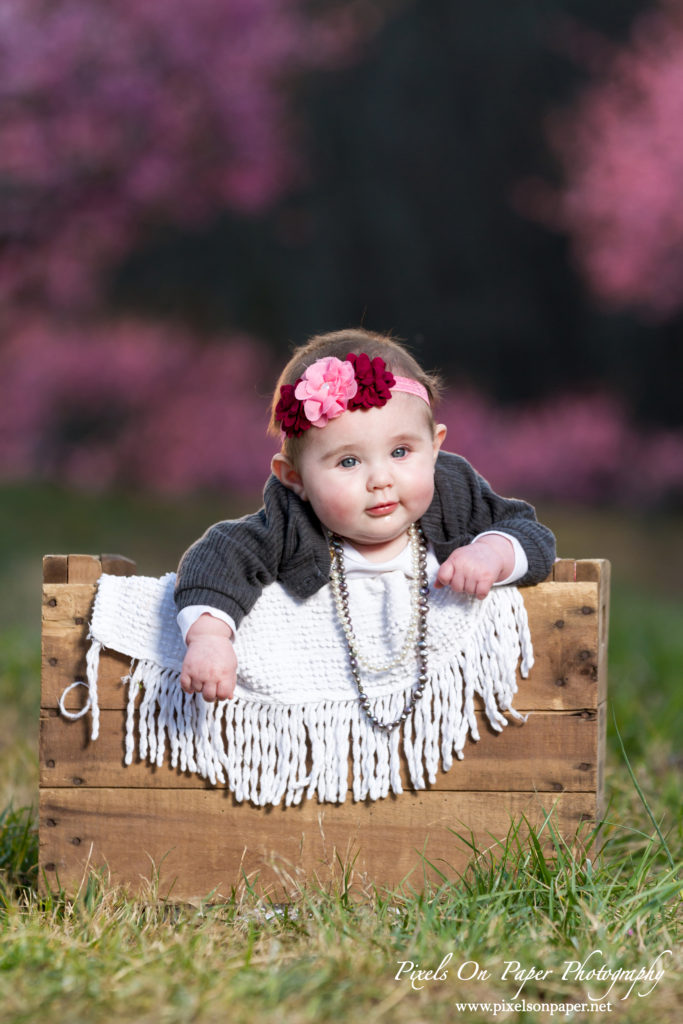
[63,565,533,806]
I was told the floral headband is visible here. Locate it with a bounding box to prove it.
[274,352,430,438]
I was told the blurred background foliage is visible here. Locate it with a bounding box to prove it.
[2,0,683,501]
[2,0,683,514]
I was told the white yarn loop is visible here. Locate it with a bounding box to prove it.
[58,681,91,720]
[58,639,103,741]
[57,570,533,805]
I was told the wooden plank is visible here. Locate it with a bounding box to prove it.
[40,580,604,712]
[595,560,611,708]
[39,787,598,898]
[42,584,95,715]
[567,561,610,705]
[43,555,69,584]
[42,583,96,715]
[42,583,95,627]
[67,554,103,583]
[39,707,602,794]
[41,583,129,714]
[574,559,602,583]
[521,581,604,708]
[596,701,607,822]
[553,557,609,582]
[100,554,137,576]
[553,560,577,582]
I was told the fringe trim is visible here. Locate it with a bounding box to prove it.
[61,586,534,806]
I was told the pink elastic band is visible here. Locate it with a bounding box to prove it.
[391,375,430,405]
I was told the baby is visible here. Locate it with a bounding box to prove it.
[175,328,555,704]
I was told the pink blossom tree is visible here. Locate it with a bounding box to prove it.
[521,1,683,318]
[0,0,373,310]
[0,0,403,499]
[0,317,276,493]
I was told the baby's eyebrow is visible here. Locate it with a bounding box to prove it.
[384,432,428,450]
[320,443,360,461]
[390,432,424,443]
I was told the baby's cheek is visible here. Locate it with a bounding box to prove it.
[413,475,436,513]
[327,494,357,525]
[307,490,352,530]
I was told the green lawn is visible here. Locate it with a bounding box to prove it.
[0,485,681,1023]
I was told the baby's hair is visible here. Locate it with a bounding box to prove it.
[269,328,442,465]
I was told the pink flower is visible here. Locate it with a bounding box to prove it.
[294,356,358,427]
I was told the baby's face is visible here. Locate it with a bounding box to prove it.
[293,393,446,562]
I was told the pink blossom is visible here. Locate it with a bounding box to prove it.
[437,389,683,504]
[524,1,683,317]
[0,316,275,494]
[0,0,379,310]
[294,357,358,427]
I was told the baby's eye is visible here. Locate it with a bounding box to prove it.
[339,456,358,468]
[391,446,408,459]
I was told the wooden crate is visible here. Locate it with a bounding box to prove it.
[39,554,609,898]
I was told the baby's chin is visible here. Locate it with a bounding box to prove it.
[338,529,415,563]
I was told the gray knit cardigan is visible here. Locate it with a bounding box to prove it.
[174,451,556,628]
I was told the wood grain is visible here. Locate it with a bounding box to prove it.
[39,787,598,897]
[39,707,603,794]
[67,554,104,584]
[42,555,69,584]
[100,554,137,577]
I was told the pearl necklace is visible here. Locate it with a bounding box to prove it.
[328,523,430,732]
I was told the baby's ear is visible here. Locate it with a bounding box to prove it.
[271,453,307,500]
[433,422,447,460]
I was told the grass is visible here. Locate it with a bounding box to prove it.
[0,485,681,1023]
[0,800,679,1023]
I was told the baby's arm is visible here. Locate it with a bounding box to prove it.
[174,474,301,629]
[430,452,556,588]
[180,614,237,703]
[435,534,516,599]
[176,478,310,702]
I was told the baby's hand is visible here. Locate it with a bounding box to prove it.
[435,536,514,600]
[180,615,237,702]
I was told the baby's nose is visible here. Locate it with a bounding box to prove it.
[367,462,393,489]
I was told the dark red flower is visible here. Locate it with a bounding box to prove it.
[274,381,310,436]
[345,353,395,410]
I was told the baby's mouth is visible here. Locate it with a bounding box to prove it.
[366,501,399,517]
